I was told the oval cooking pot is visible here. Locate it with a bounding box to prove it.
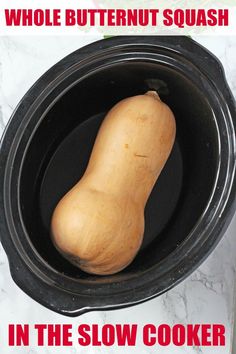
[0,36,236,316]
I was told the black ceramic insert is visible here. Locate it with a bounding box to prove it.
[0,36,235,316]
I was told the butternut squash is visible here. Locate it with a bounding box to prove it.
[51,91,176,275]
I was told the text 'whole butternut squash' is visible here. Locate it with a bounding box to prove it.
[51,91,176,275]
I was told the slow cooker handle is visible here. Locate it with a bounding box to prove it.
[8,257,90,316]
[161,36,229,91]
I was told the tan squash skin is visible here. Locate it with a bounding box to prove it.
[51,91,176,275]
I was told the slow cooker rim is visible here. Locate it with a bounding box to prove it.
[2,57,226,284]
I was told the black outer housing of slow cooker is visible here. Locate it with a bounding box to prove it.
[0,36,236,316]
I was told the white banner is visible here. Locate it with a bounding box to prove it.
[0,0,235,35]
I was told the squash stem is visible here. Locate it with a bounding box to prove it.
[145,90,161,101]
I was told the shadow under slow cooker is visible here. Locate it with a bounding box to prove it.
[20,61,218,280]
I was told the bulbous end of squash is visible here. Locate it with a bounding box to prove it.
[51,186,144,275]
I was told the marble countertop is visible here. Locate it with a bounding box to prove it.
[0,35,236,354]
